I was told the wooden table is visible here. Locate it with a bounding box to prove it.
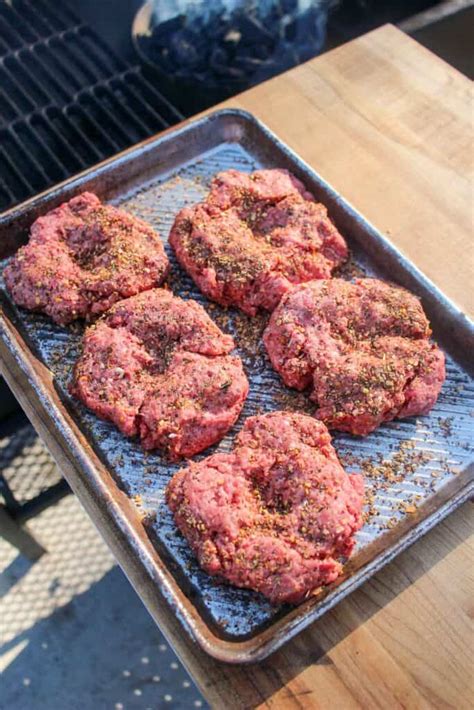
[153,24,473,709]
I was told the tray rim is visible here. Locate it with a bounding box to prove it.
[0,108,473,664]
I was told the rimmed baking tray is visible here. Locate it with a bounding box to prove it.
[1,109,473,663]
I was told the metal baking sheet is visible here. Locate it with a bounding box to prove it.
[1,109,473,663]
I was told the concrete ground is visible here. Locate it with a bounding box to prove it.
[0,423,208,710]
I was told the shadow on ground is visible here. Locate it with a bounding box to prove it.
[0,566,207,710]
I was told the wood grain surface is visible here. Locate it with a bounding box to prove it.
[2,24,473,709]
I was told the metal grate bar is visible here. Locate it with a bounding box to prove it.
[0,181,15,212]
[31,0,78,32]
[0,35,10,57]
[44,106,102,165]
[127,67,182,125]
[76,90,134,150]
[77,26,127,74]
[0,14,24,52]
[0,2,39,44]
[116,72,170,130]
[12,0,58,40]
[92,85,150,143]
[0,147,35,201]
[1,127,56,187]
[20,50,71,105]
[65,104,119,156]
[4,53,51,109]
[13,121,68,183]
[0,0,182,213]
[35,40,84,92]
[109,79,168,134]
[0,63,35,117]
[0,87,20,124]
[61,29,112,84]
[133,69,183,124]
[28,113,85,174]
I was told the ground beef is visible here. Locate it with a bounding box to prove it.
[166,411,364,605]
[71,288,248,459]
[3,192,169,325]
[169,169,348,316]
[264,279,446,435]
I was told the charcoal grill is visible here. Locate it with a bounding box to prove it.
[0,0,182,213]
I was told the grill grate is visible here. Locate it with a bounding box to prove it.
[0,0,183,213]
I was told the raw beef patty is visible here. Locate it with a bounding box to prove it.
[4,192,169,325]
[166,411,364,604]
[71,289,248,459]
[169,169,348,316]
[264,279,445,435]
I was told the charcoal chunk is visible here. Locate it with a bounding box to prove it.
[138,1,329,102]
[169,29,203,68]
[236,15,275,45]
[151,15,186,44]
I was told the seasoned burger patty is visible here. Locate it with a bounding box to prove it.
[3,192,169,325]
[166,411,364,605]
[71,289,248,459]
[169,169,348,315]
[264,279,445,435]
